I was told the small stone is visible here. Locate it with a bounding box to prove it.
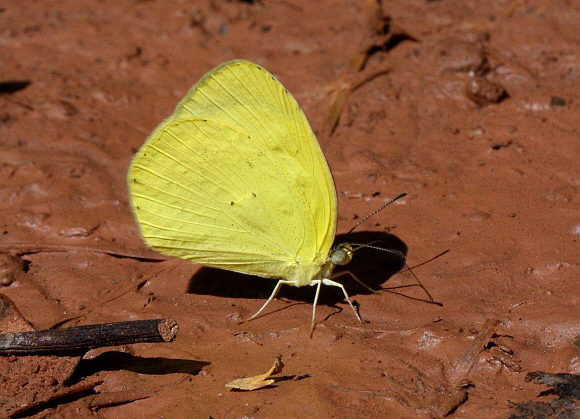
[465,76,508,106]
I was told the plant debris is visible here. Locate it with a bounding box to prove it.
[226,355,284,391]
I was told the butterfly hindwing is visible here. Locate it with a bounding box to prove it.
[129,60,337,280]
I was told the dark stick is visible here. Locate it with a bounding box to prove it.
[0,318,178,355]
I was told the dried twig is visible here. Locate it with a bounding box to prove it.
[0,318,178,355]
[454,319,500,377]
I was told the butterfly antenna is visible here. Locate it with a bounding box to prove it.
[350,242,404,259]
[344,192,407,237]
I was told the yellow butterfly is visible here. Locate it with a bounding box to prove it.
[128,60,403,335]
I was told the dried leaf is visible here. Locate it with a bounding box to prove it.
[226,355,284,391]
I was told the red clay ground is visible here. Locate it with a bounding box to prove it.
[1,0,579,417]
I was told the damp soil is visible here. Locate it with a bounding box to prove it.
[1,1,579,417]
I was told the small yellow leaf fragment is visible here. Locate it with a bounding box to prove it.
[226,355,284,391]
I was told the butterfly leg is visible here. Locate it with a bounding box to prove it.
[247,279,294,322]
[322,278,363,323]
[330,270,377,294]
[309,279,323,337]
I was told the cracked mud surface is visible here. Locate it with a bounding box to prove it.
[1,1,579,417]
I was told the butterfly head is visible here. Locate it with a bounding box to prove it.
[330,243,353,266]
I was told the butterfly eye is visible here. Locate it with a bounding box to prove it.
[331,244,353,265]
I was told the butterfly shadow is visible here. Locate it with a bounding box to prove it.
[187,231,408,310]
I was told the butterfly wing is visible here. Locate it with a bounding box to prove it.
[128,60,337,282]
